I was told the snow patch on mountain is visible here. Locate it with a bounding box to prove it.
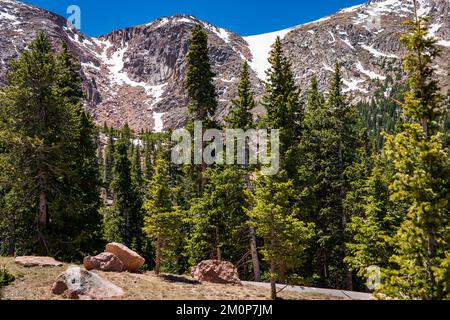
[437,40,450,47]
[343,78,368,93]
[340,4,365,13]
[356,61,386,80]
[360,44,398,58]
[244,28,292,80]
[153,112,165,132]
[0,10,21,25]
[341,37,355,50]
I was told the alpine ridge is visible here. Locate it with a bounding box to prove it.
[0,0,449,131]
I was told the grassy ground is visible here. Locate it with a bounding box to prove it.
[0,257,340,300]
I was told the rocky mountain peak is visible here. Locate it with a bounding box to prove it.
[0,0,449,132]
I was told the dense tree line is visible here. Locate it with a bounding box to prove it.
[0,0,448,300]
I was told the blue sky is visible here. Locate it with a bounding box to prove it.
[22,0,367,37]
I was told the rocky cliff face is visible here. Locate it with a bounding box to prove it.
[0,0,449,131]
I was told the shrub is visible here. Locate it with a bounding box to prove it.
[0,268,15,288]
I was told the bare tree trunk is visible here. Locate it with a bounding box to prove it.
[245,141,261,282]
[216,226,222,261]
[249,226,261,281]
[155,237,161,275]
[7,218,16,256]
[338,142,353,291]
[200,129,207,193]
[278,261,287,284]
[38,191,47,229]
[270,227,277,300]
[270,261,277,300]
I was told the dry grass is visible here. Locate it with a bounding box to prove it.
[0,257,338,300]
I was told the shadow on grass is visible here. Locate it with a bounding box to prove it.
[160,274,201,285]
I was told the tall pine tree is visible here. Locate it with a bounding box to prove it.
[184,24,218,194]
[143,156,183,275]
[380,1,450,299]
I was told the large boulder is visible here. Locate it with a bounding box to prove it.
[105,243,145,272]
[15,256,63,267]
[191,260,241,285]
[83,252,124,272]
[51,267,124,300]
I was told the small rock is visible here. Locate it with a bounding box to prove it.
[15,256,63,267]
[105,243,145,272]
[84,252,124,272]
[51,267,124,300]
[51,279,68,295]
[192,260,242,285]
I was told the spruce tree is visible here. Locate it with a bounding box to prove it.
[226,61,261,281]
[298,71,358,289]
[261,37,303,178]
[345,151,405,288]
[186,166,248,266]
[104,127,142,249]
[104,127,116,200]
[245,171,314,300]
[0,32,100,258]
[143,156,183,275]
[50,43,103,259]
[226,62,254,129]
[329,63,359,290]
[380,2,450,299]
[184,24,218,194]
[131,144,144,194]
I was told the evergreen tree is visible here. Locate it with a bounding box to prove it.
[49,43,103,259]
[186,166,248,266]
[245,172,314,300]
[298,70,359,289]
[380,3,450,299]
[184,24,218,193]
[131,144,144,194]
[104,128,142,250]
[329,63,359,290]
[0,32,101,258]
[226,61,261,281]
[345,152,405,288]
[307,74,324,112]
[143,156,183,275]
[226,62,254,129]
[261,37,303,178]
[104,127,116,200]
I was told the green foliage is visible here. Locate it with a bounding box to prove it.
[261,37,303,178]
[104,127,116,198]
[345,153,405,281]
[143,156,184,274]
[0,32,102,260]
[379,4,450,300]
[184,24,219,196]
[186,166,248,266]
[226,62,254,129]
[104,127,143,251]
[357,76,407,150]
[298,67,359,289]
[245,171,314,298]
[185,24,218,128]
[0,268,14,288]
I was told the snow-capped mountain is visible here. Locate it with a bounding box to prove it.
[0,0,449,131]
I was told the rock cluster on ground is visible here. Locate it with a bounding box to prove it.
[83,252,124,272]
[83,243,145,272]
[192,260,242,285]
[51,267,124,300]
[105,242,145,272]
[14,256,63,267]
